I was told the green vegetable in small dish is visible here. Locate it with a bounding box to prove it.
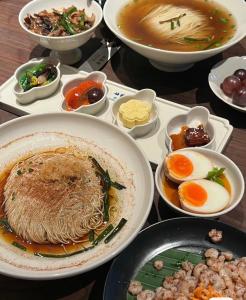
[18,63,58,92]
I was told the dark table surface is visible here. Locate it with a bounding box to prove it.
[0,0,245,299]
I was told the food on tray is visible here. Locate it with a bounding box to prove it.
[65,80,104,111]
[0,147,127,257]
[24,6,95,36]
[208,229,223,243]
[119,99,152,129]
[18,63,57,92]
[165,150,213,183]
[163,150,231,213]
[128,246,246,299]
[170,125,210,151]
[118,0,236,52]
[221,68,246,107]
[179,179,230,213]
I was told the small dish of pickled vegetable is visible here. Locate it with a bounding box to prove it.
[14,58,60,104]
[61,71,107,115]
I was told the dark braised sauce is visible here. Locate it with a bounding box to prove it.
[170,125,210,151]
[0,158,118,256]
[163,175,231,208]
[170,125,188,151]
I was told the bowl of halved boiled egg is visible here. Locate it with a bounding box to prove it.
[155,148,244,217]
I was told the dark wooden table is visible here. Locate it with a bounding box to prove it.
[0,1,245,299]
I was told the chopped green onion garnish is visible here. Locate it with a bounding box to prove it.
[206,167,225,186]
[93,224,114,246]
[104,218,127,244]
[171,20,175,30]
[219,17,228,24]
[0,219,13,232]
[12,241,26,251]
[184,36,211,43]
[88,230,95,242]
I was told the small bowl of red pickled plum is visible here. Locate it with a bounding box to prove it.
[208,56,246,112]
[61,71,107,115]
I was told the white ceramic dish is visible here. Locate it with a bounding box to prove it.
[209,56,246,113]
[0,113,154,280]
[19,0,103,65]
[0,64,233,164]
[13,57,61,104]
[103,0,246,72]
[61,71,108,115]
[165,106,215,152]
[111,89,158,138]
[155,148,245,218]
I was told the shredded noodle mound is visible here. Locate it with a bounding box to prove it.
[3,151,108,244]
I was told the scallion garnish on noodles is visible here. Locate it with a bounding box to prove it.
[89,157,126,222]
[159,13,186,30]
[183,36,212,43]
[104,218,127,244]
[93,224,114,246]
[12,241,26,251]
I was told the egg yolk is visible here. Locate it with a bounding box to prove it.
[182,182,207,207]
[167,154,194,178]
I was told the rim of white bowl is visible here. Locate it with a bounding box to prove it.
[18,0,103,40]
[0,112,154,280]
[103,0,246,55]
[155,148,245,218]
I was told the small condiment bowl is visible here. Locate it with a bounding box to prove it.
[208,56,246,113]
[13,57,61,104]
[165,106,215,152]
[61,71,107,115]
[111,89,158,138]
[155,148,245,218]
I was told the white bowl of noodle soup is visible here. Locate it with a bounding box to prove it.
[103,0,246,72]
[0,113,153,279]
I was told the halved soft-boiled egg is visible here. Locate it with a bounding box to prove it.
[179,179,230,214]
[165,150,213,183]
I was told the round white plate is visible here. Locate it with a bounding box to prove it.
[208,56,246,113]
[0,113,154,280]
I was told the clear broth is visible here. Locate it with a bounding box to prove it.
[118,0,236,52]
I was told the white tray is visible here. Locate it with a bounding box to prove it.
[0,64,233,164]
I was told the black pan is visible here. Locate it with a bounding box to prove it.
[103,217,246,300]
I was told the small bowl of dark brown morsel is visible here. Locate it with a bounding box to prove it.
[165,106,215,152]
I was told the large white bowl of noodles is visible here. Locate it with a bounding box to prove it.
[0,113,154,280]
[103,0,246,72]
